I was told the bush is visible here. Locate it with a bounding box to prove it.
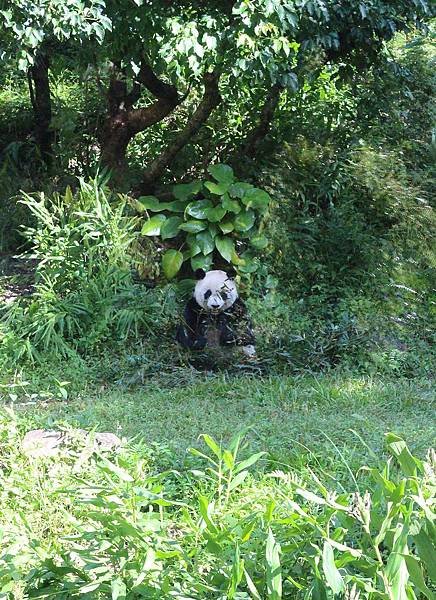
[251,136,435,374]
[0,179,164,362]
[0,419,434,599]
[138,163,271,278]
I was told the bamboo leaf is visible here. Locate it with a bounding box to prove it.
[266,528,282,600]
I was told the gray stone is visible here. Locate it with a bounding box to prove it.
[22,429,65,457]
[93,432,122,450]
[22,428,122,457]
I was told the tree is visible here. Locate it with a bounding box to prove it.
[0,0,111,164]
[1,0,433,183]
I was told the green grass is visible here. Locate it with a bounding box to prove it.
[5,373,435,474]
[0,375,434,599]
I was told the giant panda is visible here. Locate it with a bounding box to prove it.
[176,268,256,358]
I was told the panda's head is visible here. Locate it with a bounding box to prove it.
[194,269,238,313]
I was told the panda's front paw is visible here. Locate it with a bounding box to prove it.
[242,345,257,359]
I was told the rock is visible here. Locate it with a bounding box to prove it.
[21,428,122,457]
[21,429,65,457]
[93,432,122,450]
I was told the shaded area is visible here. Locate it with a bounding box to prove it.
[0,254,36,304]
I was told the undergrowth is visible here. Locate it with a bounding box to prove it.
[0,414,434,599]
[0,179,169,364]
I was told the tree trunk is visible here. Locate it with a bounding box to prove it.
[139,71,221,194]
[241,84,282,158]
[28,51,53,166]
[100,64,181,185]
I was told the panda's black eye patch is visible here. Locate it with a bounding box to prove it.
[221,291,228,300]
[204,290,212,299]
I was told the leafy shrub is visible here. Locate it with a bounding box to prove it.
[138,164,271,278]
[0,179,163,362]
[0,418,434,599]
[254,135,435,373]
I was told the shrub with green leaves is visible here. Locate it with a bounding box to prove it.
[0,179,164,362]
[138,164,271,278]
[0,416,434,599]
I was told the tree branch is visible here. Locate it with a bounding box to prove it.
[139,71,221,193]
[27,69,37,112]
[136,62,179,103]
[129,97,180,133]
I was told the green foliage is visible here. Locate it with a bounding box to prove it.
[1,0,111,69]
[254,59,436,371]
[0,179,163,362]
[139,164,271,277]
[0,416,434,599]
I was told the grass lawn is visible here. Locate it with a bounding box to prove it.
[9,372,435,475]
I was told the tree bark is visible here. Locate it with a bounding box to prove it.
[241,83,282,158]
[28,51,53,166]
[139,71,221,194]
[100,62,181,182]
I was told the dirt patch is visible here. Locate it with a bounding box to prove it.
[0,254,36,304]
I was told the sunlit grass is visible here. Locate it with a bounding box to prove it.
[4,373,434,478]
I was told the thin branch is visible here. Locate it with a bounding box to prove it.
[27,69,37,112]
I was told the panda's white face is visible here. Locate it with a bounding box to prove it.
[194,270,238,313]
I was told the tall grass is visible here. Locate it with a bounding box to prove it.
[0,179,164,363]
[0,415,434,599]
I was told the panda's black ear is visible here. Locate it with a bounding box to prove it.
[194,268,206,280]
[226,267,237,279]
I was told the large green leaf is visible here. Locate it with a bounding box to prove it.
[404,555,435,600]
[206,205,227,222]
[228,182,254,198]
[183,244,201,260]
[386,524,409,600]
[208,223,219,237]
[222,193,241,214]
[141,214,166,236]
[172,180,202,201]
[250,234,269,249]
[205,181,230,195]
[111,578,127,600]
[219,220,234,234]
[196,230,215,255]
[208,163,235,184]
[238,257,259,273]
[137,196,183,213]
[136,195,160,211]
[162,249,183,279]
[322,541,345,595]
[191,253,213,271]
[165,200,187,213]
[185,233,202,257]
[413,529,436,583]
[179,220,207,233]
[242,188,271,211]
[186,199,213,219]
[386,433,422,476]
[215,236,235,263]
[160,216,183,240]
[234,209,255,232]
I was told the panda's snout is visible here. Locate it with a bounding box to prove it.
[211,302,220,309]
